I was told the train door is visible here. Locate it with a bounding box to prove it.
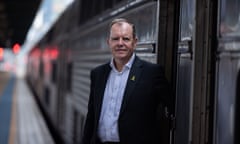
[157,0,179,144]
[174,0,217,144]
[174,0,195,143]
[214,0,240,144]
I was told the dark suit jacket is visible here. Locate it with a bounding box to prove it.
[82,56,171,144]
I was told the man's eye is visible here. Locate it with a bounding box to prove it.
[110,37,131,41]
[123,38,130,41]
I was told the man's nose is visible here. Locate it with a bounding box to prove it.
[117,38,124,45]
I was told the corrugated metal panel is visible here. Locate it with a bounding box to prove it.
[72,49,111,114]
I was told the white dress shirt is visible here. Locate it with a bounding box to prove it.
[98,54,135,142]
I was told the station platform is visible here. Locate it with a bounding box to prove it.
[0,71,55,144]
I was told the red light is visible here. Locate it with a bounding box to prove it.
[50,49,59,59]
[13,43,21,54]
[0,48,4,60]
[0,48,3,56]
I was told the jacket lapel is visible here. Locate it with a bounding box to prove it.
[120,57,143,115]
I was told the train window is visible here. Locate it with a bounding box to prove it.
[51,61,57,84]
[219,0,240,36]
[79,0,90,23]
[44,87,50,106]
[179,0,195,40]
[79,0,104,24]
[93,1,104,16]
[47,29,53,43]
[88,0,96,18]
[39,60,44,78]
[115,0,124,3]
[67,62,73,92]
[79,0,126,25]
[104,0,113,9]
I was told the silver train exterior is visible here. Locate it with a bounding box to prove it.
[27,0,168,143]
[26,0,240,144]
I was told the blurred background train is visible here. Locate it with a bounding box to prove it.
[25,0,240,143]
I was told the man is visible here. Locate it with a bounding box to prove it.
[82,18,171,144]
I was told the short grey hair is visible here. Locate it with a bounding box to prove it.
[109,18,136,38]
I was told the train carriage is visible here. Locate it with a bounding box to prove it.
[26,0,240,144]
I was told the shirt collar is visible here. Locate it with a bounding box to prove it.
[110,53,135,71]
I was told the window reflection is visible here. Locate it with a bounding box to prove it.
[180,0,195,40]
[220,0,240,36]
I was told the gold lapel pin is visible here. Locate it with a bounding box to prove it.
[130,75,135,81]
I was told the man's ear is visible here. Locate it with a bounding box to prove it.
[134,38,138,47]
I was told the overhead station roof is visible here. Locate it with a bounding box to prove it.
[0,0,41,48]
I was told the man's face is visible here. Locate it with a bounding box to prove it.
[107,22,137,63]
